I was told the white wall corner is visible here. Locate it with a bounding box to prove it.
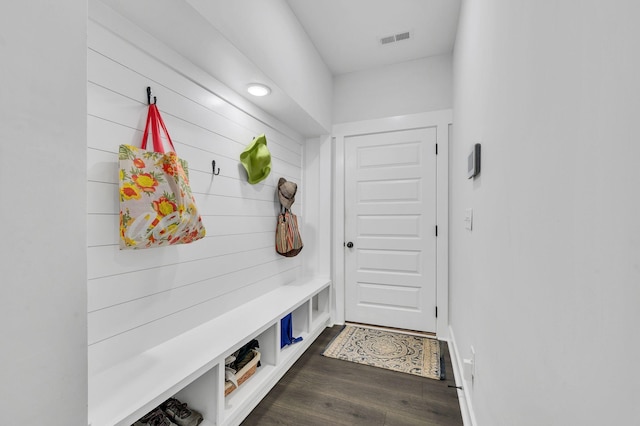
[436,112,452,339]
[318,134,333,280]
[332,134,346,325]
[448,326,478,426]
[302,135,333,280]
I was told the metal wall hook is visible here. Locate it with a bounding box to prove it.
[146,86,157,105]
[211,160,221,175]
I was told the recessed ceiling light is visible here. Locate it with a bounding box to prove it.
[247,83,271,97]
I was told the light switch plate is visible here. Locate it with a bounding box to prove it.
[463,358,473,381]
[464,208,473,230]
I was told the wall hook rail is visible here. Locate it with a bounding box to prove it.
[212,160,221,175]
[147,86,157,105]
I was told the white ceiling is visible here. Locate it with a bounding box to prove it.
[286,0,461,75]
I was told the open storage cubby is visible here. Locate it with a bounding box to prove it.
[311,285,330,329]
[279,300,310,366]
[222,325,277,425]
[88,278,331,426]
[173,364,220,426]
[290,300,310,340]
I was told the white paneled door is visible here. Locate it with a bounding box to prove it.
[345,128,437,333]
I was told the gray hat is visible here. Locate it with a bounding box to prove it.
[278,178,297,209]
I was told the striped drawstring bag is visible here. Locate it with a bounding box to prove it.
[276,208,303,257]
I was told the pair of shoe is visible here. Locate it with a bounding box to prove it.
[132,398,204,426]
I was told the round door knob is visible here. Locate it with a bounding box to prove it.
[346,242,354,248]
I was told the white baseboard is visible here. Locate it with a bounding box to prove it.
[447,325,478,426]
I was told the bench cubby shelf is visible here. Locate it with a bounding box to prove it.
[88,278,332,426]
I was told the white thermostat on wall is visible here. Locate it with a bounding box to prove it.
[467,143,481,179]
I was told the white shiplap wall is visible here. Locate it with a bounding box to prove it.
[87,11,304,376]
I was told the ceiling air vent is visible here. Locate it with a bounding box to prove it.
[380,31,412,46]
[395,31,411,42]
[380,35,396,45]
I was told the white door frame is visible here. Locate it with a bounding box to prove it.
[332,110,452,339]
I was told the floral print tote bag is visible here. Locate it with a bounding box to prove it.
[118,104,206,249]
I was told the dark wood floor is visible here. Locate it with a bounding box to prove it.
[242,325,464,426]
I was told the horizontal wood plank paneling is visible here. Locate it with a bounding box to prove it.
[87,247,279,311]
[88,21,302,154]
[88,258,294,344]
[87,232,277,279]
[87,84,302,180]
[87,14,304,375]
[88,268,299,375]
[88,214,277,247]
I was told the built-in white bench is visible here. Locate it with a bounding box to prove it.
[88,278,332,426]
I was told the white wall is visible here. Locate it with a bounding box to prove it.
[450,0,640,424]
[87,2,308,375]
[333,55,452,124]
[0,2,88,425]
